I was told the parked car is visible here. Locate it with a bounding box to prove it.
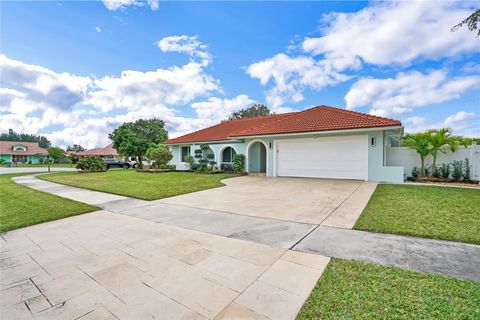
[104,159,136,169]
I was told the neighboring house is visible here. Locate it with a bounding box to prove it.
[0,141,49,164]
[164,105,405,183]
[75,144,122,160]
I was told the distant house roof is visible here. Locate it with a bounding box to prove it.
[76,143,119,157]
[0,141,49,156]
[164,105,401,144]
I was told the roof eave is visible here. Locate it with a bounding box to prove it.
[163,138,243,145]
[228,125,404,139]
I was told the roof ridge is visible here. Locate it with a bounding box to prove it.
[229,111,301,136]
[314,105,400,123]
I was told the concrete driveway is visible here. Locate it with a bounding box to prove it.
[159,176,377,226]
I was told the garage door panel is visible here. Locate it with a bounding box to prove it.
[277,136,368,180]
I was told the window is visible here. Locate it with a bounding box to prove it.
[12,155,27,163]
[181,146,191,162]
[13,145,26,151]
[222,147,236,163]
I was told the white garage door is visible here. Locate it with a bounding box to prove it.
[276,135,368,180]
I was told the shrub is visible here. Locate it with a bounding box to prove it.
[451,160,463,181]
[184,155,195,169]
[221,163,234,172]
[463,158,471,181]
[411,167,420,179]
[145,144,173,168]
[233,154,245,172]
[155,164,176,170]
[431,165,440,178]
[76,156,105,171]
[439,163,451,179]
[194,149,203,159]
[0,159,6,165]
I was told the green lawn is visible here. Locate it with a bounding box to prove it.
[39,170,237,200]
[0,174,98,232]
[297,259,480,320]
[354,184,480,244]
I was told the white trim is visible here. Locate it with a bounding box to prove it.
[229,126,403,140]
[246,140,268,174]
[164,139,243,146]
[217,145,239,165]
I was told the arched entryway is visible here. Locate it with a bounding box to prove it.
[247,141,267,173]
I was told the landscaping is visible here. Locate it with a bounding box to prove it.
[297,259,480,320]
[39,170,237,200]
[354,184,480,244]
[0,174,98,232]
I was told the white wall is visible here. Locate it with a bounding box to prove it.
[386,144,480,180]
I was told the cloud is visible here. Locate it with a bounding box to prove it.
[95,26,102,33]
[344,70,479,117]
[404,111,479,136]
[0,54,253,148]
[102,0,159,11]
[302,1,479,69]
[246,53,350,109]
[88,61,220,112]
[157,35,212,64]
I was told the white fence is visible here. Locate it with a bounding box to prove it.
[386,144,480,180]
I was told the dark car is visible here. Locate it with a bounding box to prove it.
[104,159,135,169]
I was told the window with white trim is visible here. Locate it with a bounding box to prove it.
[222,147,236,163]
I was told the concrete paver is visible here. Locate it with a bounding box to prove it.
[0,211,330,320]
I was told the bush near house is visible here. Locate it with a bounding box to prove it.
[233,154,245,172]
[145,144,173,169]
[76,156,105,172]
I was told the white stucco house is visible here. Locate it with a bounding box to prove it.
[164,105,405,183]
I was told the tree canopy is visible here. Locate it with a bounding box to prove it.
[66,144,85,152]
[47,147,65,163]
[0,129,51,148]
[109,118,168,168]
[452,9,480,37]
[228,104,272,120]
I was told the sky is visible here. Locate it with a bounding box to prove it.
[0,0,479,148]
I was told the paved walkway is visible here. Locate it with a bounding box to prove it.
[294,225,480,282]
[0,167,78,175]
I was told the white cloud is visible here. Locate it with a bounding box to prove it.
[246,53,350,108]
[102,0,159,11]
[158,35,211,64]
[191,95,254,123]
[344,70,479,117]
[0,54,254,148]
[95,26,102,33]
[88,61,220,112]
[404,111,479,136]
[302,1,479,69]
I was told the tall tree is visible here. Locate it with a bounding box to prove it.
[109,118,168,169]
[427,128,463,176]
[66,144,85,152]
[452,9,480,37]
[47,147,65,163]
[228,104,272,120]
[402,132,432,177]
[0,129,51,148]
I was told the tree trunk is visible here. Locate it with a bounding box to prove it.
[420,156,426,177]
[137,155,143,169]
[430,154,437,177]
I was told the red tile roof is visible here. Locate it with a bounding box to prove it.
[164,105,401,144]
[231,105,401,137]
[0,141,49,155]
[164,113,294,144]
[76,143,119,156]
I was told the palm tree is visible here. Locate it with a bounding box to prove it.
[403,132,432,177]
[427,128,462,176]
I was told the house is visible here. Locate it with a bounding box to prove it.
[164,105,405,183]
[0,141,49,164]
[75,144,121,160]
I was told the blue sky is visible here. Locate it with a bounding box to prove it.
[1,0,479,148]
